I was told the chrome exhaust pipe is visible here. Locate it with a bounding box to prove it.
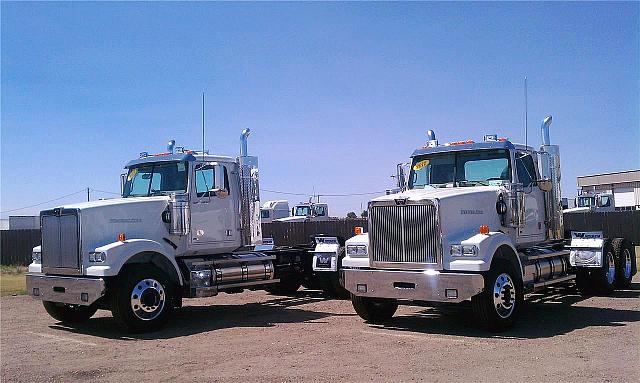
[541,116,552,146]
[240,128,251,156]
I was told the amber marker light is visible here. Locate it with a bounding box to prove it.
[479,225,490,235]
[354,226,363,235]
[118,232,126,242]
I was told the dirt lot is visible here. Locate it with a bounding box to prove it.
[2,276,639,383]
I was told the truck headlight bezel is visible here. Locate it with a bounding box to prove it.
[32,251,42,264]
[450,245,478,257]
[89,251,107,263]
[346,244,368,256]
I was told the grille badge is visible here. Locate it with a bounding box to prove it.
[394,198,408,206]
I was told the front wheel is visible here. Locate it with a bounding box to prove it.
[472,259,523,332]
[110,266,174,333]
[351,294,398,323]
[43,301,97,323]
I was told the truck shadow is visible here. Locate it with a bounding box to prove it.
[369,282,640,339]
[50,290,348,340]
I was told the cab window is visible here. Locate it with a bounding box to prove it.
[516,153,537,187]
[194,163,230,197]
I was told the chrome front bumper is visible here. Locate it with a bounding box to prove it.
[342,268,484,303]
[26,273,106,306]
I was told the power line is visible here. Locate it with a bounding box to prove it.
[0,189,86,214]
[262,188,385,197]
[1,186,383,215]
[90,189,120,195]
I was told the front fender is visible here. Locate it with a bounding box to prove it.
[85,239,183,285]
[447,232,519,273]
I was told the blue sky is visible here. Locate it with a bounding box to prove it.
[1,1,638,217]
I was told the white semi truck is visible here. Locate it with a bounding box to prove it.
[564,191,616,213]
[341,117,636,331]
[260,200,290,223]
[26,130,343,332]
[274,200,330,222]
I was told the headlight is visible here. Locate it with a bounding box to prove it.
[89,251,107,263]
[32,251,42,264]
[450,245,478,256]
[346,244,368,256]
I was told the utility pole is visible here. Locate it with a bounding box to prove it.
[87,187,90,202]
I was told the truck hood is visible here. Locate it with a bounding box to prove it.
[370,186,505,258]
[563,206,589,213]
[57,196,170,212]
[371,185,502,204]
[48,196,173,258]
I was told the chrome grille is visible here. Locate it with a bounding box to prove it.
[41,209,81,273]
[369,203,439,266]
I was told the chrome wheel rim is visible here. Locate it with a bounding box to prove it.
[493,273,515,319]
[605,251,616,285]
[130,278,165,321]
[623,248,632,279]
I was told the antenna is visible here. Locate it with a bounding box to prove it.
[202,92,205,159]
[524,76,528,148]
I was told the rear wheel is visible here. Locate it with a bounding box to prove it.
[592,241,617,294]
[110,266,174,333]
[612,238,635,289]
[472,259,523,332]
[42,301,97,323]
[351,294,398,323]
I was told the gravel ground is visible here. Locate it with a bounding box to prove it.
[2,276,638,383]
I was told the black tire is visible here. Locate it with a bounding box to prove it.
[575,268,593,296]
[471,259,523,332]
[264,277,303,295]
[42,301,97,323]
[591,241,617,295]
[351,294,398,323]
[612,238,635,289]
[110,266,174,333]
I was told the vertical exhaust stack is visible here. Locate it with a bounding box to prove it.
[539,116,564,241]
[238,129,262,246]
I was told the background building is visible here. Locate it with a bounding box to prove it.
[577,170,640,210]
[8,215,39,230]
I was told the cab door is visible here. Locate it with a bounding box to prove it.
[189,162,239,253]
[515,152,546,244]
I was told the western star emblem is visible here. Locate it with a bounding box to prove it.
[394,198,408,206]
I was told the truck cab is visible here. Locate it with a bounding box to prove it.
[564,192,615,213]
[260,200,290,223]
[26,130,298,332]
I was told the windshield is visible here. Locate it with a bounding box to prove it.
[409,150,511,189]
[295,206,311,216]
[577,197,594,208]
[123,161,188,197]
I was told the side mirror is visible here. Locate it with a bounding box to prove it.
[396,163,408,190]
[120,173,126,196]
[538,179,553,192]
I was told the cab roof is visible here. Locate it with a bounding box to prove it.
[411,140,535,157]
[125,153,236,168]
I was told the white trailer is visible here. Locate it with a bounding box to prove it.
[341,117,636,331]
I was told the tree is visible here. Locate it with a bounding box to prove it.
[346,212,357,219]
[361,210,368,218]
